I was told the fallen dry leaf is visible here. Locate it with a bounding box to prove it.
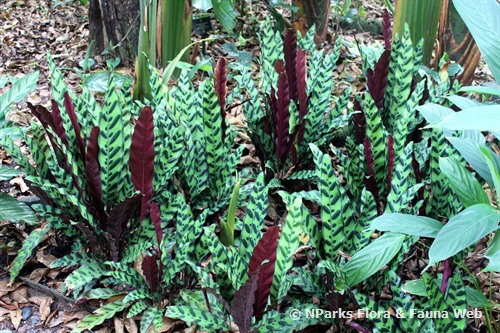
[124,317,138,333]
[9,176,29,192]
[9,286,29,304]
[9,308,22,330]
[48,310,89,327]
[36,248,58,267]
[30,295,54,321]
[114,317,124,333]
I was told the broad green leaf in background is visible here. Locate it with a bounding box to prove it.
[0,71,39,115]
[480,146,500,200]
[162,38,214,85]
[459,85,500,97]
[439,157,490,208]
[417,103,455,137]
[84,71,132,93]
[193,0,212,11]
[0,126,23,142]
[447,137,495,185]
[371,213,443,238]
[452,0,500,82]
[0,165,20,181]
[424,105,500,132]
[428,204,500,267]
[344,232,406,287]
[211,0,237,33]
[446,95,482,109]
[484,232,500,272]
[0,193,37,225]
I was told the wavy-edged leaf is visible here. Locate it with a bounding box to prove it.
[130,106,155,221]
[239,173,269,263]
[9,223,51,281]
[272,195,301,299]
[51,252,97,268]
[214,57,228,142]
[142,255,159,293]
[0,193,37,225]
[272,60,291,163]
[382,9,392,50]
[439,157,490,208]
[165,306,229,331]
[231,269,259,333]
[248,225,279,319]
[0,71,39,115]
[123,289,152,304]
[366,50,391,109]
[72,300,128,333]
[127,300,149,318]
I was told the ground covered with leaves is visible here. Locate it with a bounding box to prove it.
[0,1,498,333]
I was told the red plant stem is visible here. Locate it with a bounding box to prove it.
[202,287,212,313]
[440,258,451,292]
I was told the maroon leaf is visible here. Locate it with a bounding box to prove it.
[50,100,68,146]
[214,57,228,142]
[106,195,141,261]
[352,101,366,144]
[363,138,382,214]
[28,103,54,130]
[326,292,348,312]
[272,60,291,164]
[63,92,86,162]
[75,222,102,255]
[130,106,155,221]
[366,50,391,110]
[142,255,159,293]
[346,322,372,333]
[284,29,298,102]
[231,269,259,333]
[150,202,162,245]
[387,136,395,193]
[85,127,105,224]
[382,9,392,50]
[248,226,280,320]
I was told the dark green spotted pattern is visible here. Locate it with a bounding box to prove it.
[98,77,132,205]
[383,26,414,135]
[239,173,269,264]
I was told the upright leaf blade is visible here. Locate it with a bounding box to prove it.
[248,226,280,319]
[130,106,155,221]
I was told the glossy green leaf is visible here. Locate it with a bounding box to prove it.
[480,146,500,201]
[0,71,39,114]
[452,0,500,82]
[428,204,500,266]
[0,165,20,181]
[439,157,490,208]
[10,223,51,281]
[446,137,494,185]
[459,85,500,96]
[0,193,37,225]
[484,232,500,272]
[424,106,500,132]
[344,232,406,287]
[371,213,443,238]
[211,0,237,33]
